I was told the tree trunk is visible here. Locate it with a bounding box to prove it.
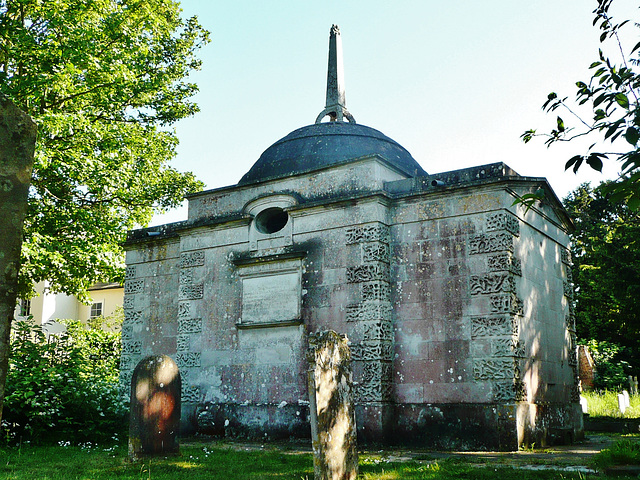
[0,94,36,423]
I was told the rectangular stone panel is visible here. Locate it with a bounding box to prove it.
[345,223,390,244]
[179,283,204,300]
[473,358,516,380]
[346,263,389,283]
[486,212,520,236]
[470,273,516,295]
[487,253,522,276]
[490,294,523,315]
[124,279,144,295]
[345,302,392,322]
[180,250,205,268]
[362,243,390,263]
[241,271,300,324]
[468,233,514,255]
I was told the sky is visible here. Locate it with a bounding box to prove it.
[151,0,638,225]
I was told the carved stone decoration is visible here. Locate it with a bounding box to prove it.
[124,310,144,325]
[471,315,519,338]
[181,384,201,404]
[177,302,191,318]
[470,273,516,295]
[361,281,391,301]
[121,325,134,341]
[178,283,204,300]
[123,296,135,309]
[565,313,576,333]
[563,281,574,299]
[561,249,572,266]
[345,302,392,322]
[179,269,193,285]
[362,243,390,263]
[307,330,358,480]
[345,224,390,245]
[176,334,190,352]
[125,266,137,279]
[473,358,517,380]
[355,380,393,402]
[486,212,520,236]
[362,320,393,341]
[468,233,514,255]
[488,253,522,276]
[490,294,524,315]
[493,381,527,402]
[124,279,144,295]
[123,340,142,355]
[180,250,205,268]
[176,352,201,368]
[346,263,388,283]
[120,355,136,371]
[178,317,202,334]
[350,341,393,362]
[491,338,525,358]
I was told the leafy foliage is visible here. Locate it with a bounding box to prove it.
[582,340,631,390]
[564,182,640,378]
[2,318,127,444]
[0,0,209,299]
[522,0,640,210]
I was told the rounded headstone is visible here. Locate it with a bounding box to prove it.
[129,355,181,459]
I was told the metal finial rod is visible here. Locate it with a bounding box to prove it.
[315,25,355,124]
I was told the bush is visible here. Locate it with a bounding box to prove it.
[582,339,631,390]
[1,317,128,445]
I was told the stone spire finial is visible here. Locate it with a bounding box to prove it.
[315,25,356,124]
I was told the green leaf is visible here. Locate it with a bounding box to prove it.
[565,155,583,171]
[557,116,565,132]
[615,93,629,108]
[586,154,604,172]
[625,127,640,145]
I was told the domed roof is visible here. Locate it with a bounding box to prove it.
[238,121,427,185]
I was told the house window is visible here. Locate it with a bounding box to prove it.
[90,302,103,319]
[19,299,31,317]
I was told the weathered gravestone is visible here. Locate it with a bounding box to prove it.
[129,355,181,459]
[308,331,358,480]
[0,95,36,423]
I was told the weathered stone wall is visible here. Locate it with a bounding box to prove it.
[120,239,181,403]
[122,160,582,449]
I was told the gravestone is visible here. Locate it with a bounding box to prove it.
[578,346,595,391]
[0,95,36,423]
[308,331,358,480]
[629,376,638,396]
[618,393,627,415]
[129,355,181,459]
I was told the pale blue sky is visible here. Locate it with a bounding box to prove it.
[152,0,637,225]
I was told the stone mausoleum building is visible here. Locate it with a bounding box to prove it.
[121,26,583,450]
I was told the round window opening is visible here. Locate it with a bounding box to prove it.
[254,207,289,234]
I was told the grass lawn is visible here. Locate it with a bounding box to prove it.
[0,439,635,480]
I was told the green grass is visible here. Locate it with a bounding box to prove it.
[592,436,640,469]
[0,440,625,480]
[582,391,640,418]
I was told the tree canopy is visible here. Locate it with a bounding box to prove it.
[564,182,640,373]
[0,0,208,299]
[523,0,640,210]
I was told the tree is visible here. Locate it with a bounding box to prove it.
[0,0,209,300]
[564,182,640,374]
[522,0,640,210]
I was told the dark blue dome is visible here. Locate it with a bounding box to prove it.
[238,122,427,185]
